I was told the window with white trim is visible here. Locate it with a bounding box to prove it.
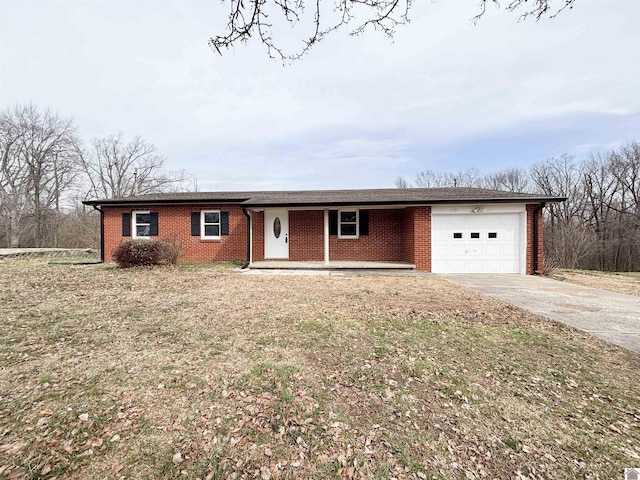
[338,210,359,238]
[201,210,221,239]
[132,211,151,239]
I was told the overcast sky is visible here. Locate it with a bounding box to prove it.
[0,0,638,191]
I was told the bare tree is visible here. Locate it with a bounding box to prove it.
[0,106,194,249]
[79,133,190,200]
[0,111,29,247]
[210,0,577,61]
[581,153,621,269]
[545,221,597,270]
[530,155,586,228]
[394,176,411,188]
[483,168,530,192]
[414,168,483,188]
[0,104,80,247]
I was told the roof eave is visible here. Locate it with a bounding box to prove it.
[83,196,566,208]
[243,196,566,208]
[82,197,253,207]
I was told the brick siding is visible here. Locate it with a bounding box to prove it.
[399,207,431,271]
[289,211,324,261]
[328,209,404,262]
[103,205,247,263]
[251,211,265,261]
[525,203,544,275]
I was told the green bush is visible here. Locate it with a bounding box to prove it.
[112,239,181,267]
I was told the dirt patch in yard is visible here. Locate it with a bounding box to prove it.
[1,260,639,479]
[555,269,640,297]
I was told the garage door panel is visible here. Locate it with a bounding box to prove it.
[485,245,503,256]
[449,245,467,256]
[484,260,502,271]
[432,213,522,274]
[449,260,467,273]
[467,259,484,271]
[432,229,450,242]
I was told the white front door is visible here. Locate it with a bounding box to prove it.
[431,213,521,273]
[264,209,289,259]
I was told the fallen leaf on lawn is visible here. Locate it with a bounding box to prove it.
[260,466,271,479]
[91,438,104,447]
[608,424,622,434]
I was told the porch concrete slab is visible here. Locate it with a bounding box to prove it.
[249,260,415,270]
[241,269,428,277]
[440,274,640,353]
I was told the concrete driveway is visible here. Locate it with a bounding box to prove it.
[441,274,640,353]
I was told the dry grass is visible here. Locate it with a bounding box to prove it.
[555,269,640,297]
[1,260,639,479]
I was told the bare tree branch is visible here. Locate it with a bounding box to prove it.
[80,133,193,201]
[210,0,577,61]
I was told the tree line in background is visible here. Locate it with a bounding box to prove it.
[0,103,192,249]
[396,145,640,272]
[3,103,638,272]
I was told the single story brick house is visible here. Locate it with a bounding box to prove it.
[83,187,564,274]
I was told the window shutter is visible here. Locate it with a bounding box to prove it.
[191,212,200,236]
[329,210,338,236]
[122,213,131,237]
[149,212,159,236]
[359,210,369,236]
[221,211,230,236]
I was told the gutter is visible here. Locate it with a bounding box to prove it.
[532,202,546,275]
[241,207,251,269]
[82,196,567,208]
[228,197,567,209]
[90,205,105,263]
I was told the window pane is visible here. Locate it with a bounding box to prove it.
[273,217,281,238]
[204,225,220,237]
[137,225,150,237]
[340,211,356,223]
[340,224,357,236]
[136,213,150,224]
[204,212,219,224]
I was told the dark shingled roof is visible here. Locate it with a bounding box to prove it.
[83,187,565,207]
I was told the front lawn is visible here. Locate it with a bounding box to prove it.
[555,269,640,297]
[0,260,638,479]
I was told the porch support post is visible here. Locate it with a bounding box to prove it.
[248,210,253,264]
[323,208,329,265]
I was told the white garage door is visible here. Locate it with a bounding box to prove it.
[432,213,522,273]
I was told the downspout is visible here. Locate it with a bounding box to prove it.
[241,207,251,269]
[91,205,105,263]
[532,202,545,275]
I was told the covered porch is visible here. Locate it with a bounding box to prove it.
[248,206,429,270]
[249,260,415,270]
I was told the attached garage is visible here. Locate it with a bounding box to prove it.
[431,205,526,274]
